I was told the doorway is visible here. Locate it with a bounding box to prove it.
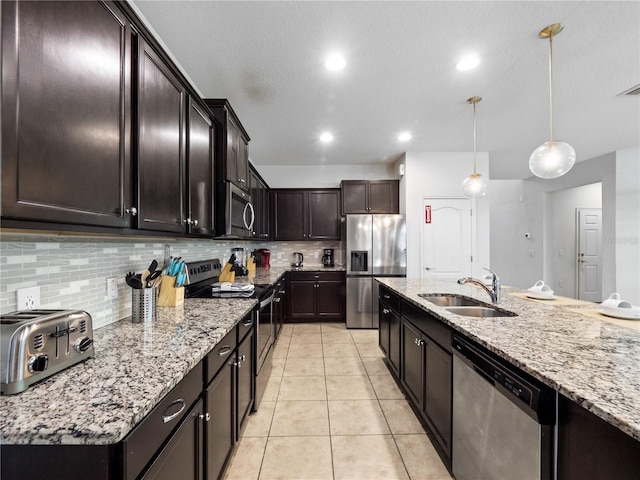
[576,208,602,302]
[421,198,473,279]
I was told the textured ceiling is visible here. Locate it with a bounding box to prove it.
[132,1,640,179]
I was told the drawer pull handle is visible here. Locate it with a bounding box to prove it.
[383,308,390,314]
[242,318,253,326]
[383,294,390,299]
[218,345,232,356]
[162,398,186,423]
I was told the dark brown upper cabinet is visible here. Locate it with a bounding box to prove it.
[1,1,133,228]
[341,180,399,214]
[248,163,271,240]
[136,36,187,233]
[204,99,250,191]
[187,100,215,236]
[272,189,341,241]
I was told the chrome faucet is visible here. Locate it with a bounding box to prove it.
[458,267,501,304]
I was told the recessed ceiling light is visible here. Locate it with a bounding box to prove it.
[398,132,412,142]
[456,54,480,71]
[325,53,346,71]
[319,132,334,143]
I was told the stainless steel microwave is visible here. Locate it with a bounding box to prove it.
[216,182,255,238]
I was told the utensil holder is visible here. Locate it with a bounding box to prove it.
[158,275,184,307]
[132,287,158,323]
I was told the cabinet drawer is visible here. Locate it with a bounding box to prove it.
[401,301,451,350]
[207,327,237,383]
[238,311,254,343]
[123,362,203,480]
[379,285,400,312]
[288,271,344,282]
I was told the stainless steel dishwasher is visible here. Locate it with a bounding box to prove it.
[452,336,556,480]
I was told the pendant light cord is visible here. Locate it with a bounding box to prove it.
[548,33,554,142]
[472,100,477,174]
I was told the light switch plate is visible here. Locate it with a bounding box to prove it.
[107,277,118,299]
[17,286,41,310]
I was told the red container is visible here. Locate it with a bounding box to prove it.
[256,248,271,267]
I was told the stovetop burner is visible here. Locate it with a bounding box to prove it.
[183,258,272,300]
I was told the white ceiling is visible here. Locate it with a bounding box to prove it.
[132,1,640,180]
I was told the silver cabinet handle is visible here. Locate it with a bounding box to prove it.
[383,308,390,314]
[125,207,137,216]
[162,398,185,423]
[238,178,246,183]
[186,218,199,226]
[217,345,232,356]
[242,318,253,326]
[199,412,210,422]
[383,294,390,299]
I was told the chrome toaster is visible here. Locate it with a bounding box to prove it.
[1,309,94,395]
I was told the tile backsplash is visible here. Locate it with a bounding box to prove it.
[0,232,342,329]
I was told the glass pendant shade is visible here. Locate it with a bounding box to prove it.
[462,173,488,198]
[529,140,576,179]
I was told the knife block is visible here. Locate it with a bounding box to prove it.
[158,275,184,307]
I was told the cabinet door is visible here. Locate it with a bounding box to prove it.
[137,36,186,232]
[288,280,316,320]
[142,399,204,480]
[424,341,452,455]
[187,100,214,236]
[1,1,132,228]
[236,329,254,439]
[225,119,239,186]
[307,190,341,240]
[273,190,305,240]
[259,179,271,239]
[237,134,249,189]
[401,320,424,409]
[379,304,391,356]
[341,181,369,214]
[388,309,401,377]
[205,363,234,480]
[368,180,399,214]
[248,167,260,239]
[316,279,344,320]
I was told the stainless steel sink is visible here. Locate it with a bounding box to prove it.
[444,306,518,318]
[418,294,482,307]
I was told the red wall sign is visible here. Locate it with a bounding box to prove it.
[425,205,432,224]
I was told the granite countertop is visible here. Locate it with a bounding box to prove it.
[376,277,640,442]
[0,266,345,446]
[0,298,256,445]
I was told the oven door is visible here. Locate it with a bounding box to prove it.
[256,289,274,368]
[217,182,254,238]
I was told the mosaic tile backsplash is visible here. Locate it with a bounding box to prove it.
[0,232,342,329]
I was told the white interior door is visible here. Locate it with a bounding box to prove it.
[422,198,472,279]
[576,208,602,302]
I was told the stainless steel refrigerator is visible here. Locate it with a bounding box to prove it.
[345,214,406,328]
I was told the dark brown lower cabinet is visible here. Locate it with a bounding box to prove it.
[236,327,254,440]
[287,271,345,322]
[557,394,640,480]
[205,361,234,480]
[142,398,204,480]
[379,286,401,377]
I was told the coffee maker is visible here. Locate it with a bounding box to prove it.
[322,248,335,267]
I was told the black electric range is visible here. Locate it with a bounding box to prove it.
[183,259,272,300]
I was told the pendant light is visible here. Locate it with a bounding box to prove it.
[462,96,488,198]
[529,23,576,179]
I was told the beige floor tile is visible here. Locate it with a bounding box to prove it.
[321,321,347,331]
[271,342,289,359]
[350,329,380,344]
[322,330,354,344]
[262,375,281,403]
[279,325,294,337]
[292,323,322,335]
[326,375,376,400]
[259,436,333,480]
[328,399,390,435]
[271,358,286,378]
[362,357,393,376]
[270,400,330,436]
[394,434,453,480]
[283,357,325,376]
[323,342,360,358]
[331,435,409,480]
[278,375,327,401]
[380,399,425,434]
[223,436,268,480]
[324,357,367,376]
[356,342,385,358]
[242,401,275,437]
[369,374,405,400]
[287,343,323,358]
[289,332,322,345]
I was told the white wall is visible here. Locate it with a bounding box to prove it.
[615,148,640,304]
[401,152,490,278]
[546,183,602,298]
[256,163,398,188]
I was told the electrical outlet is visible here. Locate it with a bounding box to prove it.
[17,286,41,310]
[107,277,118,300]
